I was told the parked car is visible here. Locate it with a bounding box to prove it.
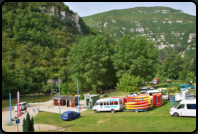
[61,111,80,121]
[179,84,194,90]
[21,101,29,109]
[141,87,155,94]
[14,103,25,112]
[14,102,29,112]
[180,89,189,94]
[145,90,169,100]
[170,99,196,117]
[127,92,139,97]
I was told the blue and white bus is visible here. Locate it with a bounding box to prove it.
[92,98,123,113]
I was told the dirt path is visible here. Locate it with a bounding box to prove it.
[3,124,65,132]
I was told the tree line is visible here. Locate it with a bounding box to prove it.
[2,2,196,98]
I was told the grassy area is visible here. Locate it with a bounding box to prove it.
[2,94,52,109]
[34,100,196,132]
[101,90,130,99]
[189,90,196,93]
[29,100,45,103]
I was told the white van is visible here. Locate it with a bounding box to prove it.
[170,99,196,117]
[92,98,123,113]
[145,90,169,100]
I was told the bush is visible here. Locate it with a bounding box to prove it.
[22,112,34,132]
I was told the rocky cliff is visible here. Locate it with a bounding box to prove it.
[40,6,81,33]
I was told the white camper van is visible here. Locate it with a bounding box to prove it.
[170,99,196,117]
[145,90,169,100]
[92,98,123,113]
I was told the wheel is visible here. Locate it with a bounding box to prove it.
[94,110,98,113]
[173,113,179,117]
[78,115,80,118]
[111,109,115,113]
[69,118,72,121]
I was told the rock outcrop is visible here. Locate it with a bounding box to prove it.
[40,6,81,33]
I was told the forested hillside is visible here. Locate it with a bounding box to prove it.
[2,2,98,97]
[2,3,196,98]
[82,6,196,61]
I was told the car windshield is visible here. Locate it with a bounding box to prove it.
[15,104,21,106]
[62,113,68,116]
[174,103,180,108]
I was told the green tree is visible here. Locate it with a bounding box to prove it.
[173,54,183,79]
[111,35,158,82]
[182,56,190,72]
[68,34,114,93]
[23,112,34,132]
[162,54,175,79]
[179,69,187,81]
[186,72,195,83]
[189,58,196,76]
[162,54,184,80]
[116,73,140,92]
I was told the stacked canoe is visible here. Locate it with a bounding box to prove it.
[127,94,151,104]
[125,94,151,110]
[152,93,163,107]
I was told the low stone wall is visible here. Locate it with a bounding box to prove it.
[27,107,39,113]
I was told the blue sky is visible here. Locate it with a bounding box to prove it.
[63,2,196,17]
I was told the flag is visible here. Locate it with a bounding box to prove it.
[17,91,22,117]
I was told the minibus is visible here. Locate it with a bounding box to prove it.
[92,98,123,113]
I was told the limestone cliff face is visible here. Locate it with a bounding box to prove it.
[40,6,81,33]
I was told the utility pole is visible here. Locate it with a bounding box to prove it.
[9,93,12,125]
[59,79,61,114]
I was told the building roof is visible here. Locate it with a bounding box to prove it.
[54,95,77,101]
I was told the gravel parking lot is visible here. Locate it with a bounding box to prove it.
[2,99,87,132]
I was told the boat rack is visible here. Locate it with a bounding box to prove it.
[123,108,149,113]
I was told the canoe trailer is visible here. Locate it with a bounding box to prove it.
[123,108,149,113]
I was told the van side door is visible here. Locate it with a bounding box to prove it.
[99,102,104,111]
[186,104,196,117]
[176,104,185,116]
[94,102,99,111]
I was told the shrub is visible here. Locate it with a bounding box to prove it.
[22,112,34,132]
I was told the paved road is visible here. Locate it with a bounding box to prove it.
[2,99,86,132]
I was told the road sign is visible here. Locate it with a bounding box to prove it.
[16,119,20,124]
